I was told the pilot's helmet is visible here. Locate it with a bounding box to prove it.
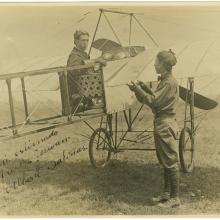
[157,49,177,71]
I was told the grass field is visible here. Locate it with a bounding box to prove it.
[0,100,219,216]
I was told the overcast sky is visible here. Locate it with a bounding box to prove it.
[1,3,220,60]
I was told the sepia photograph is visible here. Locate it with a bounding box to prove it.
[0,1,219,216]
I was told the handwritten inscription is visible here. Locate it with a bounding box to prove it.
[14,130,58,157]
[1,130,61,180]
[0,129,88,193]
[47,145,87,170]
[4,145,87,193]
[37,136,70,158]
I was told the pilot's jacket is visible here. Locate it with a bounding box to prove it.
[67,46,90,67]
[66,47,91,112]
[138,73,179,170]
[67,46,90,94]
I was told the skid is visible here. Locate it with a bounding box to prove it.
[0,111,105,142]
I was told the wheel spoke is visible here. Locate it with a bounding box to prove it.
[179,127,194,173]
[89,127,111,168]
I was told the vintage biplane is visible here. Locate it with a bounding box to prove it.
[0,8,218,173]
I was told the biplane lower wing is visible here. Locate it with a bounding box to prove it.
[179,85,218,110]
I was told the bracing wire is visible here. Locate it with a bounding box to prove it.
[140,13,220,37]
[1,8,220,140]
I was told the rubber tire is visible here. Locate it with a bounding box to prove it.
[179,127,194,173]
[89,127,112,168]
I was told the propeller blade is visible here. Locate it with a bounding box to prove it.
[179,85,218,110]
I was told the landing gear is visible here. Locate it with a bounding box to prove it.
[179,126,194,173]
[179,77,195,173]
[89,127,112,168]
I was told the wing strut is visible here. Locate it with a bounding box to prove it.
[89,8,160,55]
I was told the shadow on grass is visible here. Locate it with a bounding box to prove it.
[1,157,220,208]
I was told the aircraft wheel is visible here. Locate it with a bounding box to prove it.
[89,127,112,168]
[179,127,195,173]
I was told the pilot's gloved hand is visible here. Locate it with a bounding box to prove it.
[127,83,136,91]
[136,80,145,87]
[134,91,144,103]
[137,80,154,96]
[129,81,148,103]
[95,57,107,67]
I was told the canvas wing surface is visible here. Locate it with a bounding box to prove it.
[102,48,158,113]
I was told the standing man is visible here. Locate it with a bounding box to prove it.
[128,49,180,208]
[67,29,92,113]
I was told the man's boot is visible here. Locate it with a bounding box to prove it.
[157,169,180,208]
[152,168,170,203]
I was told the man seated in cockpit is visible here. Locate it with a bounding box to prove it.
[67,30,93,113]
